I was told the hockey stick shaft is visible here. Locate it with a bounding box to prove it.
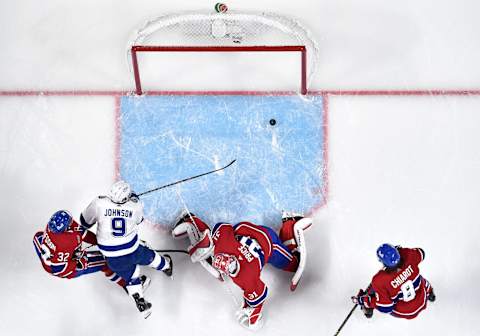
[333,304,358,336]
[155,249,189,254]
[138,159,236,197]
[333,284,372,336]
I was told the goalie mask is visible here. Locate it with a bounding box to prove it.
[212,253,239,276]
[48,210,73,233]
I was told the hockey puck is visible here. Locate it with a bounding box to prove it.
[269,119,277,126]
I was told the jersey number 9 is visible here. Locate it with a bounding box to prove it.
[111,218,126,237]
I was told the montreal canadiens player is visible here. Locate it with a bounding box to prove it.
[172,210,312,330]
[352,244,436,319]
[80,181,172,318]
[33,210,126,287]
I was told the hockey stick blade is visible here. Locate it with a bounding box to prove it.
[138,159,236,197]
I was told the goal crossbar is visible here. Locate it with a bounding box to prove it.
[131,45,307,95]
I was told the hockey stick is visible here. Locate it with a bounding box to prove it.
[138,159,237,197]
[333,284,372,336]
[155,249,189,254]
[333,304,359,336]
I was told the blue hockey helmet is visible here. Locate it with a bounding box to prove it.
[48,210,73,233]
[376,243,401,268]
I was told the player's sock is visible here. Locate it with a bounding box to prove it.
[102,267,126,287]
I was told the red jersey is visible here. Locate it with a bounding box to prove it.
[33,220,97,279]
[212,222,273,307]
[371,247,431,319]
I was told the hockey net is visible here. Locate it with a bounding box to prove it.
[127,11,319,95]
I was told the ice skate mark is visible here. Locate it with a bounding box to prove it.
[169,131,216,166]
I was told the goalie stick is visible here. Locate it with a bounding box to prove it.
[138,159,236,197]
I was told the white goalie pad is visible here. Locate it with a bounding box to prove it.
[290,218,312,291]
[172,222,200,241]
[172,220,222,281]
[189,230,215,263]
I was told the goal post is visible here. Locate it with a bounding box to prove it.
[131,45,307,95]
[127,11,318,95]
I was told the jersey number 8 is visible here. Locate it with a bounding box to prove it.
[400,280,416,302]
[111,217,126,237]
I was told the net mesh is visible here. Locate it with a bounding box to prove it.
[127,11,319,87]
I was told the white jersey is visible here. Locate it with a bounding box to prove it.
[81,195,144,257]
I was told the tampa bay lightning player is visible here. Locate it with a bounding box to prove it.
[80,180,172,318]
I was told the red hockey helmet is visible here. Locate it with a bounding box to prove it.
[212,253,239,276]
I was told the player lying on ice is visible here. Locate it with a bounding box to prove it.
[351,243,436,319]
[80,181,173,319]
[33,210,126,288]
[172,210,313,330]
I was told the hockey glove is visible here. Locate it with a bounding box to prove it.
[76,256,88,270]
[351,289,374,309]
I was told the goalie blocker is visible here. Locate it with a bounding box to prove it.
[172,210,312,330]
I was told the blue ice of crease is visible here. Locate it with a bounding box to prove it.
[120,95,325,228]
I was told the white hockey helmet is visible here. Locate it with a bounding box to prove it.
[109,180,132,204]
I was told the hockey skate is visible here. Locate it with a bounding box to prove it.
[140,275,151,292]
[162,254,173,277]
[428,288,436,302]
[132,293,152,319]
[362,306,374,318]
[281,210,305,222]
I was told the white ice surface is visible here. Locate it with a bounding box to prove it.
[1,1,480,336]
[1,0,480,90]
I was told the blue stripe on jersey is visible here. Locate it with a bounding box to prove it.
[51,263,67,275]
[245,287,268,307]
[377,305,394,314]
[80,213,95,229]
[32,233,43,257]
[391,275,422,302]
[98,235,138,252]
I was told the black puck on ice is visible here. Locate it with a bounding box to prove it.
[269,118,277,126]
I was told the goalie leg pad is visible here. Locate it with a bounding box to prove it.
[189,230,214,263]
[290,223,309,291]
